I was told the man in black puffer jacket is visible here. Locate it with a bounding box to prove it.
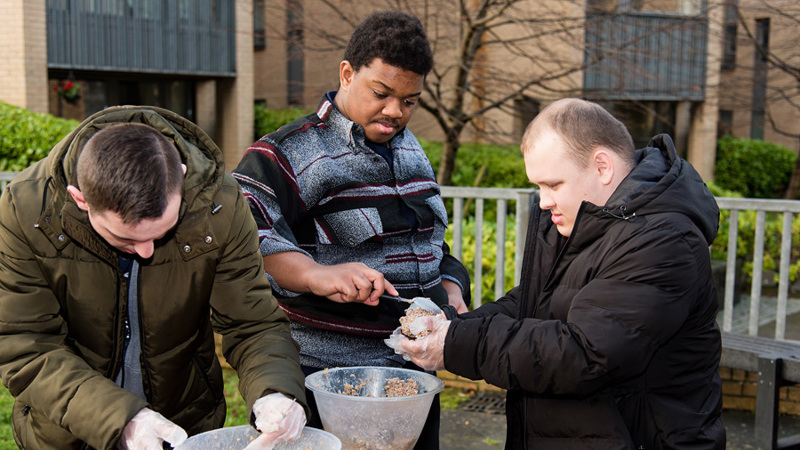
[394,98,725,449]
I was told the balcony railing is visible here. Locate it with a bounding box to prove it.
[583,11,708,101]
[46,0,236,76]
[3,171,797,341]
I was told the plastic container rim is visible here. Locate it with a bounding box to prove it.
[304,366,445,402]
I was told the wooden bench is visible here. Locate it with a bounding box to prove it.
[721,331,800,449]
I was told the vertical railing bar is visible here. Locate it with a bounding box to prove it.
[452,198,463,262]
[474,199,484,308]
[496,199,507,300]
[775,211,793,340]
[722,209,739,332]
[515,191,532,285]
[748,210,767,336]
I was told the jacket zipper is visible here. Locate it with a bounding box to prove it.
[519,207,540,319]
[517,207,541,450]
[107,268,127,380]
[133,261,152,401]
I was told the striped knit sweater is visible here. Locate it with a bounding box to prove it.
[232,93,469,347]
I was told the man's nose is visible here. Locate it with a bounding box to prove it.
[133,241,155,259]
[382,99,403,118]
[538,190,554,209]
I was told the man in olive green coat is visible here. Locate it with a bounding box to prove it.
[0,106,307,449]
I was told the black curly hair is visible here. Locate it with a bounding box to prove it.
[344,10,433,76]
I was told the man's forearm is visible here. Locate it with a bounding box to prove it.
[262,252,319,293]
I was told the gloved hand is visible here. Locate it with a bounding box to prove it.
[244,393,306,449]
[395,315,451,371]
[121,407,187,450]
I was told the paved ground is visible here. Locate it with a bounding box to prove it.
[437,301,800,449]
[723,294,800,340]
[439,405,800,449]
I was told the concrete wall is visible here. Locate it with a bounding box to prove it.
[213,0,255,172]
[0,0,48,113]
[717,0,800,154]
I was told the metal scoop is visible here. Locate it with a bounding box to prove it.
[379,293,415,304]
[380,294,442,314]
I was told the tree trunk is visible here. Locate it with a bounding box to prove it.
[437,131,461,186]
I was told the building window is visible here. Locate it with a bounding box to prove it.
[286,0,304,106]
[754,17,770,63]
[254,0,266,50]
[718,110,733,137]
[513,97,540,141]
[750,111,764,140]
[722,0,738,70]
[750,18,769,140]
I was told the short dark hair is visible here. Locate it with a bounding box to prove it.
[74,123,184,224]
[344,10,433,76]
[522,98,635,169]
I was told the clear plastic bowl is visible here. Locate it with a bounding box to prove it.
[305,366,444,450]
[175,425,341,449]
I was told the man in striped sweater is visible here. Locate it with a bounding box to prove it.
[232,10,470,449]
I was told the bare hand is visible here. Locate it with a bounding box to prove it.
[442,280,469,313]
[306,262,397,306]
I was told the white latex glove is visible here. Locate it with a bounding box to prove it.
[121,407,187,450]
[244,393,306,449]
[395,315,450,371]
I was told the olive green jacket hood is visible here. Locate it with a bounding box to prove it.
[0,106,305,449]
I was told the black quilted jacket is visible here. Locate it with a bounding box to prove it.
[445,134,725,449]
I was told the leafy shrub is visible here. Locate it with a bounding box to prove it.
[714,136,797,199]
[708,181,800,285]
[421,139,529,189]
[446,217,518,307]
[0,382,14,449]
[0,102,78,171]
[253,104,313,140]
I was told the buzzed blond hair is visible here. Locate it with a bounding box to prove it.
[522,98,635,169]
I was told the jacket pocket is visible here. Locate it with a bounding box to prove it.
[13,401,83,449]
[171,353,224,434]
[192,352,222,403]
[314,207,382,246]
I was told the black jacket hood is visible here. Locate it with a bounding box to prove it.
[596,133,719,246]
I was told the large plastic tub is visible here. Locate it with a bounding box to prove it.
[175,425,341,449]
[305,366,444,450]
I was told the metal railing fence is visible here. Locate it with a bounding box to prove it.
[2,171,798,340]
[441,187,800,341]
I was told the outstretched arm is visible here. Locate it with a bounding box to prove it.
[263,251,398,306]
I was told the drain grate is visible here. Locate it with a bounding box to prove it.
[458,391,507,414]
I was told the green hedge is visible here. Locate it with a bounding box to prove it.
[0,102,78,171]
[421,139,528,189]
[447,218,518,307]
[253,104,313,141]
[714,136,797,199]
[708,181,800,285]
[0,382,14,449]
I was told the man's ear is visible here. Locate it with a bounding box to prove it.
[339,60,354,91]
[592,149,615,186]
[66,185,90,212]
[181,163,187,175]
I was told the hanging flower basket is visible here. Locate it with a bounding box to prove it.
[54,80,81,104]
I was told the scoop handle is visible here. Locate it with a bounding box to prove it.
[379,293,414,304]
